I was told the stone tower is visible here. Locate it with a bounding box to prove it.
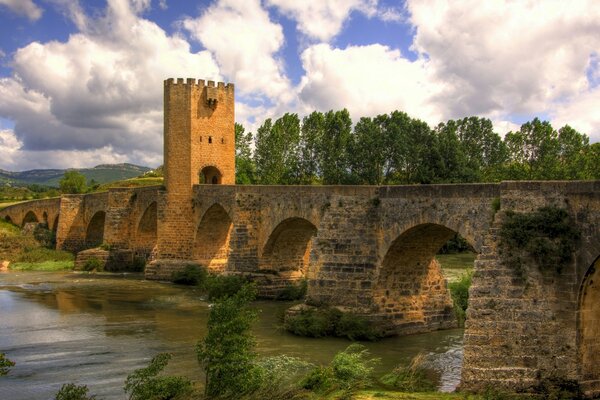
[157,78,235,259]
[163,77,235,195]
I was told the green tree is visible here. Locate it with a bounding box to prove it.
[351,115,387,184]
[298,111,325,184]
[59,171,87,194]
[124,353,191,400]
[234,123,256,184]
[321,109,353,184]
[557,125,589,179]
[196,284,261,398]
[54,383,96,400]
[254,114,301,184]
[583,142,600,179]
[504,118,560,180]
[0,352,15,376]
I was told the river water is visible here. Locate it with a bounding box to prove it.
[0,271,463,399]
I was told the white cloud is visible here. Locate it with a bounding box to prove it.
[0,0,220,169]
[182,0,292,104]
[267,0,377,42]
[407,0,600,124]
[551,87,600,142]
[297,43,441,123]
[0,0,42,21]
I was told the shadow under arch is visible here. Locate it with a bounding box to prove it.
[260,217,317,278]
[135,202,157,259]
[194,203,232,272]
[22,210,39,226]
[579,255,600,397]
[374,223,466,335]
[85,211,106,248]
[199,166,222,184]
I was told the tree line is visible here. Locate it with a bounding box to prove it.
[235,111,599,185]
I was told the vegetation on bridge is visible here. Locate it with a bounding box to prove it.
[499,206,581,278]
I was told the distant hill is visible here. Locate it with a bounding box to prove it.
[0,163,153,188]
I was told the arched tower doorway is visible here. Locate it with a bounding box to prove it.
[136,202,157,259]
[200,166,222,184]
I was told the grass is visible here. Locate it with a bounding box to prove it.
[10,260,74,271]
[97,177,163,191]
[436,252,476,283]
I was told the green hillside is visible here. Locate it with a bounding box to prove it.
[0,163,152,188]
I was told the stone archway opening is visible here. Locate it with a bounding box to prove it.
[200,166,222,184]
[136,202,157,259]
[52,215,59,233]
[261,218,317,279]
[194,204,232,272]
[579,256,600,397]
[85,211,106,248]
[375,223,472,336]
[22,210,39,226]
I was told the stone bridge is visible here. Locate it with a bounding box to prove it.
[1,75,599,396]
[1,180,599,395]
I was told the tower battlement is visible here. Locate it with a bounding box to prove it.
[164,78,234,91]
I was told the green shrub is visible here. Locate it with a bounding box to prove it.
[99,243,112,251]
[205,274,249,300]
[500,207,581,276]
[33,225,55,248]
[171,264,207,286]
[131,256,146,272]
[252,355,314,399]
[536,377,583,400]
[124,353,192,400]
[380,353,435,392]
[276,279,308,300]
[300,344,379,397]
[54,383,96,400]
[0,352,15,376]
[83,257,103,272]
[448,270,472,327]
[300,365,334,392]
[285,307,383,340]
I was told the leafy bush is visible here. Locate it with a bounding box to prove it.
[276,279,308,300]
[285,306,383,340]
[448,270,472,326]
[171,264,207,286]
[124,353,192,400]
[83,257,103,272]
[380,353,435,392]
[33,225,55,248]
[54,383,96,400]
[300,344,379,397]
[205,274,249,300]
[250,355,314,399]
[500,207,581,276]
[536,377,583,400]
[0,352,15,376]
[197,283,262,399]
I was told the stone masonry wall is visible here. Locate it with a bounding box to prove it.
[461,181,600,395]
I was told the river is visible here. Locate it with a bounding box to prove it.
[0,271,463,399]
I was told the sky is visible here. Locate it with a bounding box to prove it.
[0,0,598,171]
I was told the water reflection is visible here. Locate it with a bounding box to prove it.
[0,272,463,399]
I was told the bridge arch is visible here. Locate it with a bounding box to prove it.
[22,210,39,226]
[135,201,157,258]
[260,217,317,277]
[194,203,232,272]
[579,255,600,396]
[200,166,222,184]
[374,223,463,335]
[52,215,59,233]
[85,211,106,248]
